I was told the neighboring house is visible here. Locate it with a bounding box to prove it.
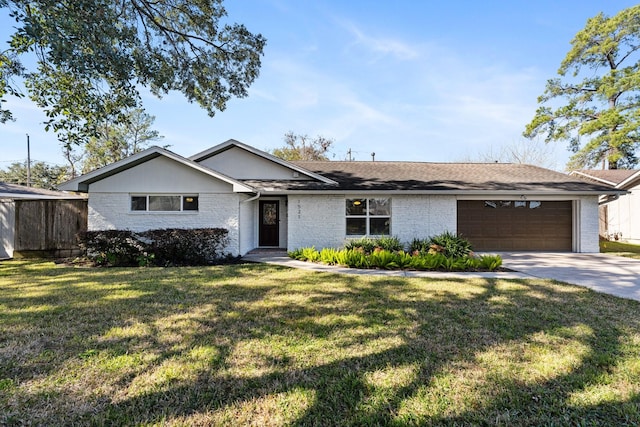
[571,169,640,244]
[58,139,622,255]
[0,182,87,259]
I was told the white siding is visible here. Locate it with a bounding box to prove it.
[239,196,256,255]
[604,184,640,244]
[197,146,311,180]
[0,200,15,259]
[89,156,232,193]
[279,199,288,248]
[88,192,242,256]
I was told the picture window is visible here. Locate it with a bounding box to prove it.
[130,195,199,212]
[346,198,390,236]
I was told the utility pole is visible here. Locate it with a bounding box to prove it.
[26,133,31,187]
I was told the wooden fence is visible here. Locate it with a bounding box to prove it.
[13,199,88,258]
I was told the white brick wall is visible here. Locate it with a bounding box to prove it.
[287,195,345,250]
[392,195,457,243]
[88,192,242,255]
[286,194,459,250]
[578,196,600,253]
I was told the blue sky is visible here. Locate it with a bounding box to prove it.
[1,0,638,170]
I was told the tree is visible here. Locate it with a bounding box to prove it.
[271,132,335,161]
[461,139,560,170]
[0,0,266,147]
[523,5,640,169]
[0,161,69,189]
[79,108,163,173]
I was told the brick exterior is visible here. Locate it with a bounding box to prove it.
[392,195,457,244]
[286,194,458,250]
[578,196,600,253]
[287,195,345,250]
[285,195,601,253]
[88,192,242,256]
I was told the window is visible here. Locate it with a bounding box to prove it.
[149,195,181,211]
[346,198,390,236]
[183,196,199,211]
[131,195,199,212]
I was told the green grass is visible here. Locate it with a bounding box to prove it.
[1,260,640,426]
[600,240,640,260]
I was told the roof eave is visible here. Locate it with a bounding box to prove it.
[570,170,618,187]
[190,139,338,185]
[257,188,626,196]
[58,146,256,193]
[617,170,640,189]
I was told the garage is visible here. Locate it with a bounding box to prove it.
[457,200,573,251]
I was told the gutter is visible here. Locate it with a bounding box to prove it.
[599,194,620,205]
[242,192,261,203]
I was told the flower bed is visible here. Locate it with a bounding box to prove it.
[288,234,502,272]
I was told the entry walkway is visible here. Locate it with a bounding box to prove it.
[242,250,640,302]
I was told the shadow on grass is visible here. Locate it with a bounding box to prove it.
[1,261,639,425]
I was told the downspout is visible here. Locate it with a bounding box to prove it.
[242,192,261,203]
[598,194,619,205]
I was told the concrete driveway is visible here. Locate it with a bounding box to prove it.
[498,252,640,302]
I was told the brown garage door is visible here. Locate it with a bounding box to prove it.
[457,200,572,251]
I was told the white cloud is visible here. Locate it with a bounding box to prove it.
[338,20,420,61]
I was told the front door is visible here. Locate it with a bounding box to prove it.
[259,201,279,247]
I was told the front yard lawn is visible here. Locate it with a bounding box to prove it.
[1,260,639,425]
[601,240,640,260]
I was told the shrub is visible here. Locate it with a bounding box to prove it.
[395,251,414,269]
[427,231,473,258]
[373,236,403,252]
[345,236,403,253]
[336,249,370,268]
[78,230,146,266]
[288,236,502,272]
[79,228,231,267]
[301,247,321,262]
[143,228,230,266]
[320,248,340,265]
[344,237,377,253]
[478,254,502,270]
[369,249,399,269]
[409,238,431,254]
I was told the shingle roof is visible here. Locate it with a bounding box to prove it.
[573,169,640,188]
[0,182,86,199]
[240,161,620,194]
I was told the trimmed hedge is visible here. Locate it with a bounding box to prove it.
[78,228,232,267]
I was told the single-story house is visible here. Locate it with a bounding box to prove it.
[571,169,640,244]
[58,139,622,255]
[0,182,87,259]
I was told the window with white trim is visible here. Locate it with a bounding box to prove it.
[346,198,391,236]
[130,195,199,212]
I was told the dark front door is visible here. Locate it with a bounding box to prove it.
[259,201,279,247]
